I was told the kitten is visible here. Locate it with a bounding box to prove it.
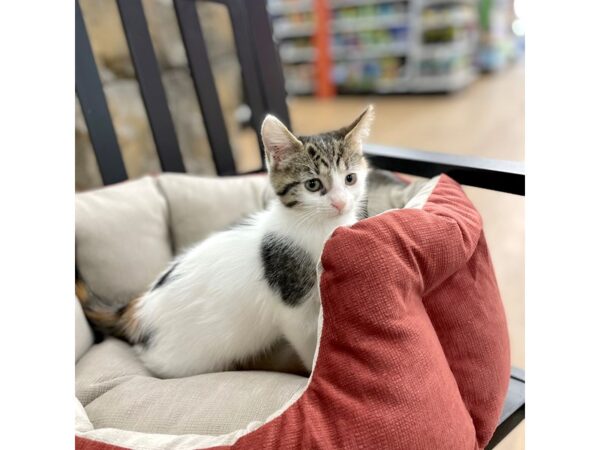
[79,106,374,378]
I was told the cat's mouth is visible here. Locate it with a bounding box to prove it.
[328,206,352,218]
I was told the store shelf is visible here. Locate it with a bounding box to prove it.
[274,13,407,39]
[374,76,411,93]
[281,41,410,63]
[411,67,476,92]
[421,9,475,29]
[332,13,408,32]
[280,45,316,63]
[330,0,408,9]
[476,0,521,71]
[270,0,408,15]
[420,38,474,58]
[332,41,409,60]
[273,20,315,39]
[285,78,315,94]
[269,0,480,94]
[268,0,313,15]
[423,0,477,6]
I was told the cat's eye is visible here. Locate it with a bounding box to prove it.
[304,178,322,192]
[345,173,357,185]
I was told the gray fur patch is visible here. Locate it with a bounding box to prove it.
[356,169,410,219]
[136,329,153,348]
[261,232,316,307]
[367,169,408,189]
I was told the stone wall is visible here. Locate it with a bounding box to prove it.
[76,0,252,190]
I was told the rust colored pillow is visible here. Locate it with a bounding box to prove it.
[76,174,509,450]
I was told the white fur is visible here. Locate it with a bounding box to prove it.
[132,109,372,378]
[133,171,366,378]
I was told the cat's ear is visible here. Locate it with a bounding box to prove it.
[343,105,374,153]
[261,114,302,169]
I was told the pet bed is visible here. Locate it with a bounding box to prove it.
[75,173,509,449]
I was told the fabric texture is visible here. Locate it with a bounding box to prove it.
[75,174,509,450]
[77,338,307,436]
[76,338,152,407]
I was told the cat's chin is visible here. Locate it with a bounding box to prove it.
[322,209,357,224]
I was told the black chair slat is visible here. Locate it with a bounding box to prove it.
[75,0,127,185]
[246,1,291,129]
[220,0,269,171]
[116,0,185,173]
[173,0,236,176]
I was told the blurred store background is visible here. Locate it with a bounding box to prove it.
[76,1,524,447]
[270,0,523,95]
[76,0,524,190]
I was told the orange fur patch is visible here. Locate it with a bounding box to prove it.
[120,296,142,341]
[75,279,89,305]
[75,278,144,343]
[84,308,119,330]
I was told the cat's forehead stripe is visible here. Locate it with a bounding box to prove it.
[301,134,347,171]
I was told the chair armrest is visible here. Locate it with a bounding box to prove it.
[485,367,526,449]
[364,144,525,196]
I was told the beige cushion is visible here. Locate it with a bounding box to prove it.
[157,173,272,253]
[77,338,307,436]
[76,338,151,407]
[75,176,172,303]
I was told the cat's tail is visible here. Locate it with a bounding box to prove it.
[75,279,144,344]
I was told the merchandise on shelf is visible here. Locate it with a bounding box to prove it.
[477,0,523,71]
[334,56,406,92]
[420,55,470,76]
[269,0,482,95]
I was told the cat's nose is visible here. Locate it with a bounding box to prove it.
[331,199,346,213]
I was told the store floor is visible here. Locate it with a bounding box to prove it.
[288,62,525,450]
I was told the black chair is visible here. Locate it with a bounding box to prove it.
[75,0,525,447]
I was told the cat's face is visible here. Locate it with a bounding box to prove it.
[261,106,373,220]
